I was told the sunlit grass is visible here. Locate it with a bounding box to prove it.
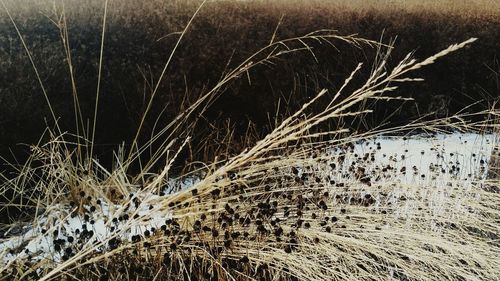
[0,0,499,280]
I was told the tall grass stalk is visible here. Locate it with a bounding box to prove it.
[88,0,109,170]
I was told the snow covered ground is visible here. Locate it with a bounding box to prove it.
[332,132,496,185]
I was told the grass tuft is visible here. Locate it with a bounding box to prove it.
[0,1,499,280]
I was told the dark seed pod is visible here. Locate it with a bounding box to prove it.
[257,225,267,233]
[132,235,141,243]
[163,253,171,265]
[211,188,221,197]
[274,227,283,237]
[65,247,73,255]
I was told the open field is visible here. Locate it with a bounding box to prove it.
[0,0,499,280]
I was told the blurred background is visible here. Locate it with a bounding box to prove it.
[0,0,498,169]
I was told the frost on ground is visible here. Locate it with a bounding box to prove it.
[0,132,496,270]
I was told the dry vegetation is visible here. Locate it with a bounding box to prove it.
[0,0,499,280]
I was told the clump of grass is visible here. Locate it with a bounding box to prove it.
[1,1,500,280]
[0,17,498,279]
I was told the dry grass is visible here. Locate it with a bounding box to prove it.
[1,29,499,280]
[4,0,500,16]
[0,1,499,280]
[267,0,500,14]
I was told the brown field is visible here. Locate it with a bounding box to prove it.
[0,0,498,167]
